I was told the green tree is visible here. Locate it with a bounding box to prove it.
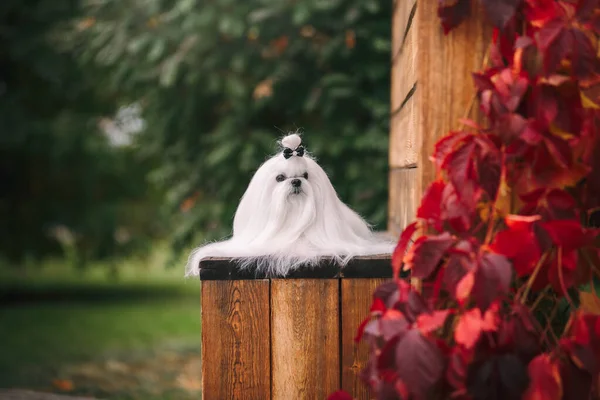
[67,0,392,260]
[0,0,164,266]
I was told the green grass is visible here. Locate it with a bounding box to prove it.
[0,252,201,399]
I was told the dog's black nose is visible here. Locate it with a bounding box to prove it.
[291,179,301,188]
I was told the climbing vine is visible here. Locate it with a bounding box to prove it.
[331,0,600,399]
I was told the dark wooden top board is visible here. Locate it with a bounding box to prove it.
[198,254,396,280]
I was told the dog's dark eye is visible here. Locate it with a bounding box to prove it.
[276,174,286,182]
[303,172,308,179]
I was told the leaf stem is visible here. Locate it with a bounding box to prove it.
[557,246,575,307]
[541,301,561,346]
[582,249,600,279]
[530,287,549,312]
[484,146,506,245]
[520,251,550,304]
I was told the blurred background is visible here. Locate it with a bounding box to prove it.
[0,0,391,398]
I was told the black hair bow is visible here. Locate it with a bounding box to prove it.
[283,146,305,159]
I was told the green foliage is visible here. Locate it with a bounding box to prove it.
[68,0,392,258]
[0,0,165,265]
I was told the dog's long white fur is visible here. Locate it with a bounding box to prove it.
[185,134,395,277]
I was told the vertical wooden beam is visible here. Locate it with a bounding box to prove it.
[201,280,271,400]
[340,278,387,400]
[388,167,418,237]
[388,0,491,236]
[415,0,491,195]
[389,0,419,237]
[390,0,418,169]
[271,279,339,400]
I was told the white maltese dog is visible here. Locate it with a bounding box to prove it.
[185,133,395,277]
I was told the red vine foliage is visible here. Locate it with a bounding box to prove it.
[330,0,600,399]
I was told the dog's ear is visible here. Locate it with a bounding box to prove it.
[232,159,276,236]
[305,158,373,238]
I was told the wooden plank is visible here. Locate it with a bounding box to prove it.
[391,0,417,112]
[392,0,417,60]
[199,255,392,280]
[390,93,419,168]
[416,0,491,193]
[271,279,339,400]
[341,278,387,400]
[201,280,270,400]
[388,167,419,238]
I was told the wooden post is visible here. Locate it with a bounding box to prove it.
[388,0,492,236]
[201,280,271,399]
[271,279,339,399]
[200,256,392,400]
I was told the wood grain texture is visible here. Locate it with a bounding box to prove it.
[416,0,491,192]
[271,279,339,400]
[341,278,387,400]
[201,280,270,400]
[390,0,418,168]
[391,0,417,112]
[388,167,419,238]
[390,93,419,168]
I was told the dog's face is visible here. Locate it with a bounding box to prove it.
[272,156,311,196]
[232,153,330,238]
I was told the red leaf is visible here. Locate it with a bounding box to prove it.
[520,188,578,221]
[523,354,563,400]
[540,219,597,251]
[380,309,410,341]
[363,320,381,339]
[403,232,455,279]
[558,357,594,400]
[547,249,578,295]
[432,131,471,172]
[392,221,419,278]
[444,240,477,299]
[417,180,446,228]
[354,316,371,343]
[497,113,529,142]
[438,0,471,35]
[481,0,521,29]
[455,306,499,349]
[442,140,479,201]
[327,390,354,400]
[378,336,402,371]
[441,182,474,232]
[370,297,387,314]
[561,312,600,376]
[397,289,431,324]
[490,215,543,276]
[525,0,562,28]
[447,347,468,392]
[473,252,513,312]
[535,12,600,79]
[473,72,496,92]
[395,329,445,398]
[501,304,543,359]
[455,270,475,303]
[477,148,502,200]
[545,189,578,216]
[417,310,452,334]
[374,280,410,310]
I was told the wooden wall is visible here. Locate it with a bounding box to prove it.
[388,0,491,237]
